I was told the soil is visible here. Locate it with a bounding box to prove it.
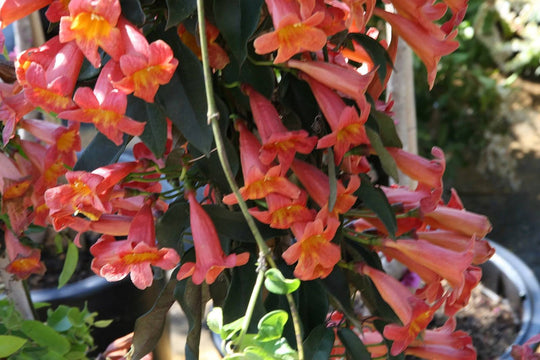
[431,284,520,360]
[27,230,96,290]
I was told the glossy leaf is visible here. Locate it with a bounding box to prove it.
[298,280,328,336]
[175,277,210,360]
[256,310,288,342]
[303,326,335,360]
[156,200,190,249]
[356,174,397,237]
[46,306,72,332]
[348,33,394,83]
[165,0,196,29]
[57,242,78,289]
[132,277,178,360]
[203,205,286,242]
[337,328,371,358]
[157,31,212,154]
[264,269,300,295]
[366,127,399,182]
[139,102,167,158]
[74,132,130,171]
[0,335,27,357]
[372,111,403,148]
[206,307,223,335]
[21,321,70,355]
[120,0,145,26]
[213,0,264,65]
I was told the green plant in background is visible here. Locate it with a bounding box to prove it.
[0,299,111,359]
[415,1,504,178]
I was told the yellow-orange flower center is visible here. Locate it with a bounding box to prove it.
[57,129,78,153]
[277,23,310,47]
[3,180,31,199]
[122,251,161,265]
[71,12,113,40]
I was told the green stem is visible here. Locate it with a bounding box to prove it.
[196,3,303,358]
[237,255,265,348]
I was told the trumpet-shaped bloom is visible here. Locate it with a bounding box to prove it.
[113,18,178,102]
[177,22,230,70]
[361,264,442,355]
[249,192,315,229]
[282,218,340,280]
[0,83,34,144]
[288,59,375,109]
[91,203,180,289]
[4,228,46,279]
[424,205,493,238]
[59,0,123,68]
[58,61,145,145]
[177,192,250,285]
[22,39,84,114]
[291,159,359,225]
[254,11,327,63]
[406,325,476,360]
[45,0,70,23]
[0,0,52,27]
[303,75,369,163]
[244,85,316,172]
[381,238,474,290]
[373,7,459,88]
[222,122,302,205]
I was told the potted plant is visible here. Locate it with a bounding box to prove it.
[0,0,537,359]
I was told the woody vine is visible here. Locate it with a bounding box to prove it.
[0,0,523,359]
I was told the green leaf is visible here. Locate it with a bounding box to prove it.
[58,242,78,289]
[371,111,403,148]
[139,102,167,158]
[157,31,212,154]
[298,281,328,336]
[175,279,210,360]
[0,335,27,357]
[74,132,130,171]
[366,127,399,182]
[46,306,72,332]
[348,33,394,83]
[203,205,286,242]
[120,0,145,26]
[356,174,397,237]
[165,0,196,29]
[327,149,337,212]
[93,319,113,328]
[256,310,288,342]
[264,269,300,295]
[21,321,70,355]
[213,0,264,65]
[132,277,178,360]
[337,328,371,358]
[206,307,223,335]
[156,200,190,249]
[303,326,335,360]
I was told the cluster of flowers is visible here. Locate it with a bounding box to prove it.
[0,0,502,358]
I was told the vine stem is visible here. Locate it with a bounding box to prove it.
[195,2,303,358]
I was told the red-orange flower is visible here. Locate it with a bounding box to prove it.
[113,18,178,103]
[58,61,145,145]
[59,0,123,68]
[177,21,230,70]
[4,228,46,280]
[177,192,250,285]
[90,203,180,289]
[0,0,52,27]
[222,121,302,205]
[361,264,443,355]
[282,218,340,280]
[244,85,317,172]
[249,192,315,229]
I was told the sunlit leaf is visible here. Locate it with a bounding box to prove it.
[57,242,78,289]
[255,310,288,342]
[264,269,300,295]
[21,321,70,355]
[0,335,27,357]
